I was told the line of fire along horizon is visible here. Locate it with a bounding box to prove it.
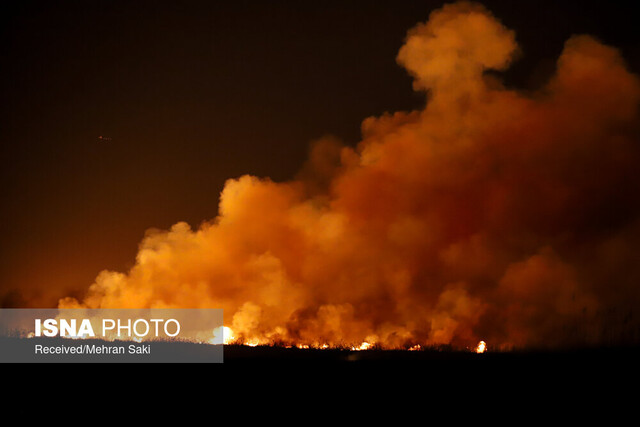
[33,318,181,338]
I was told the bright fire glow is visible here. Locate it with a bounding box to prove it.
[211,326,235,345]
[476,340,486,353]
[351,341,372,351]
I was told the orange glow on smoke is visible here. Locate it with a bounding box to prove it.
[58,2,640,351]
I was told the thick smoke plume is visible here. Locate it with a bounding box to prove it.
[60,2,640,350]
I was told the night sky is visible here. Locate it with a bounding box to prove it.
[1,0,639,308]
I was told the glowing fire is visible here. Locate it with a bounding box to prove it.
[211,326,235,345]
[475,341,487,353]
[351,341,372,351]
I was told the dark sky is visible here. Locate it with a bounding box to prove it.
[1,0,639,307]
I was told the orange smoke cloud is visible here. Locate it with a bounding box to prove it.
[60,2,640,350]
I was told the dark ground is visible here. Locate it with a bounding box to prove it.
[222,343,640,365]
[6,341,638,413]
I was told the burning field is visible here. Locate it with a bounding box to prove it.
[14,1,640,355]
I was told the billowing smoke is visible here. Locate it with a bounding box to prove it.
[60,2,640,350]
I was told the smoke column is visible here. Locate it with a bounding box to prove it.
[60,2,640,350]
